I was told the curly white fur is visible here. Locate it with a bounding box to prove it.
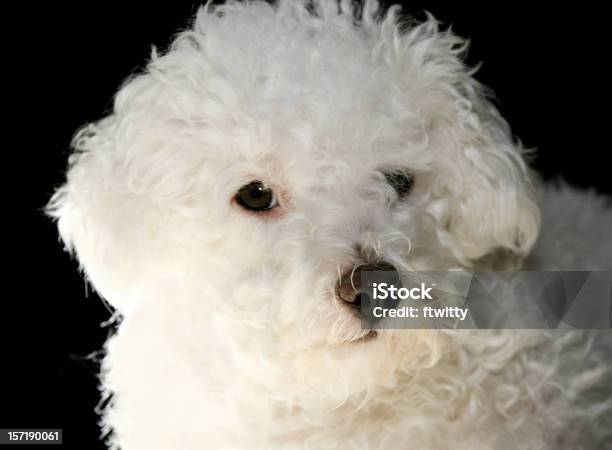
[48,1,612,449]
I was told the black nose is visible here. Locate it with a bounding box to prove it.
[336,261,400,315]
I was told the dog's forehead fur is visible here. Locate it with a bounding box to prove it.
[118,1,467,174]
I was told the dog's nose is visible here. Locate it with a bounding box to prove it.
[336,261,400,314]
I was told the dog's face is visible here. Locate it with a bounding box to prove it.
[50,1,540,401]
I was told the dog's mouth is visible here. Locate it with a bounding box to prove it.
[354,330,378,343]
[339,327,378,345]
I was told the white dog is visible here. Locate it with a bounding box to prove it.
[49,1,612,449]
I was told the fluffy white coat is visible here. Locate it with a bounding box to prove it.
[49,1,612,449]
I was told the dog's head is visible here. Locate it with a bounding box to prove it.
[49,1,539,402]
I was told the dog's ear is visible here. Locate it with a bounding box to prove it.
[439,69,540,269]
[435,116,541,269]
[48,112,181,315]
[48,118,138,314]
[390,17,541,268]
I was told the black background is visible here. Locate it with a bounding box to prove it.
[2,1,610,448]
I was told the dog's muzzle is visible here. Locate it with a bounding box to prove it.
[335,261,401,319]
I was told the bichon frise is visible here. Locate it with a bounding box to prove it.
[49,1,612,449]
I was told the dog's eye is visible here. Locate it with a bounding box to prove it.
[382,170,414,197]
[235,181,278,212]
